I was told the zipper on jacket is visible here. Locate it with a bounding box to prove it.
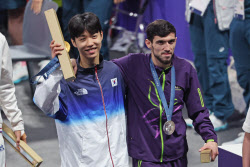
[159,71,167,162]
[159,102,164,162]
[95,66,115,167]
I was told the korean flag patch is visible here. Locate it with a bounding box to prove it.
[111,78,118,87]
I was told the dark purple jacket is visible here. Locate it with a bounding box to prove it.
[113,53,217,162]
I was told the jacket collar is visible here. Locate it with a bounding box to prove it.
[77,54,104,74]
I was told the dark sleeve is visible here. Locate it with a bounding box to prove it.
[184,66,217,143]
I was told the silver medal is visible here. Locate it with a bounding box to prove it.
[163,120,175,135]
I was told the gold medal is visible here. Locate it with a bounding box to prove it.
[64,41,71,53]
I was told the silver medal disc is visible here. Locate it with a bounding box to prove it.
[163,120,175,135]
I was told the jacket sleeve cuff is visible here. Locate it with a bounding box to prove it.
[204,135,217,143]
[12,124,24,132]
[206,139,215,143]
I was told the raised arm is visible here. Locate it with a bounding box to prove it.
[33,40,69,120]
[50,40,77,74]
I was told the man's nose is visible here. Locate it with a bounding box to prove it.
[163,43,171,51]
[86,38,94,46]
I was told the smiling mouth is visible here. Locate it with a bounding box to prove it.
[85,47,97,52]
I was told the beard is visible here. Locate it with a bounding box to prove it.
[154,53,172,65]
[152,47,173,65]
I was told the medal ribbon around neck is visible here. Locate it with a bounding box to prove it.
[150,58,175,126]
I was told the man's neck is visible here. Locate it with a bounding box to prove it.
[79,55,100,68]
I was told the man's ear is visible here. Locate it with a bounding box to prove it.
[100,31,103,40]
[145,39,152,49]
[71,39,77,48]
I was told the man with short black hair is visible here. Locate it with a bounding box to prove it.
[34,12,129,167]
[113,19,218,166]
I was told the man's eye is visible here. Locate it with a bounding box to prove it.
[168,40,175,44]
[93,35,97,38]
[80,38,86,41]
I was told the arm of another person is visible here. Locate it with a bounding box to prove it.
[243,132,250,167]
[0,34,26,147]
[242,107,250,167]
[184,65,218,161]
[31,0,43,15]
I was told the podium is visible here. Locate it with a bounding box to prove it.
[218,144,242,167]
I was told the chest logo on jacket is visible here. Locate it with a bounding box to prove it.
[74,88,88,96]
[111,78,118,87]
[175,85,183,91]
